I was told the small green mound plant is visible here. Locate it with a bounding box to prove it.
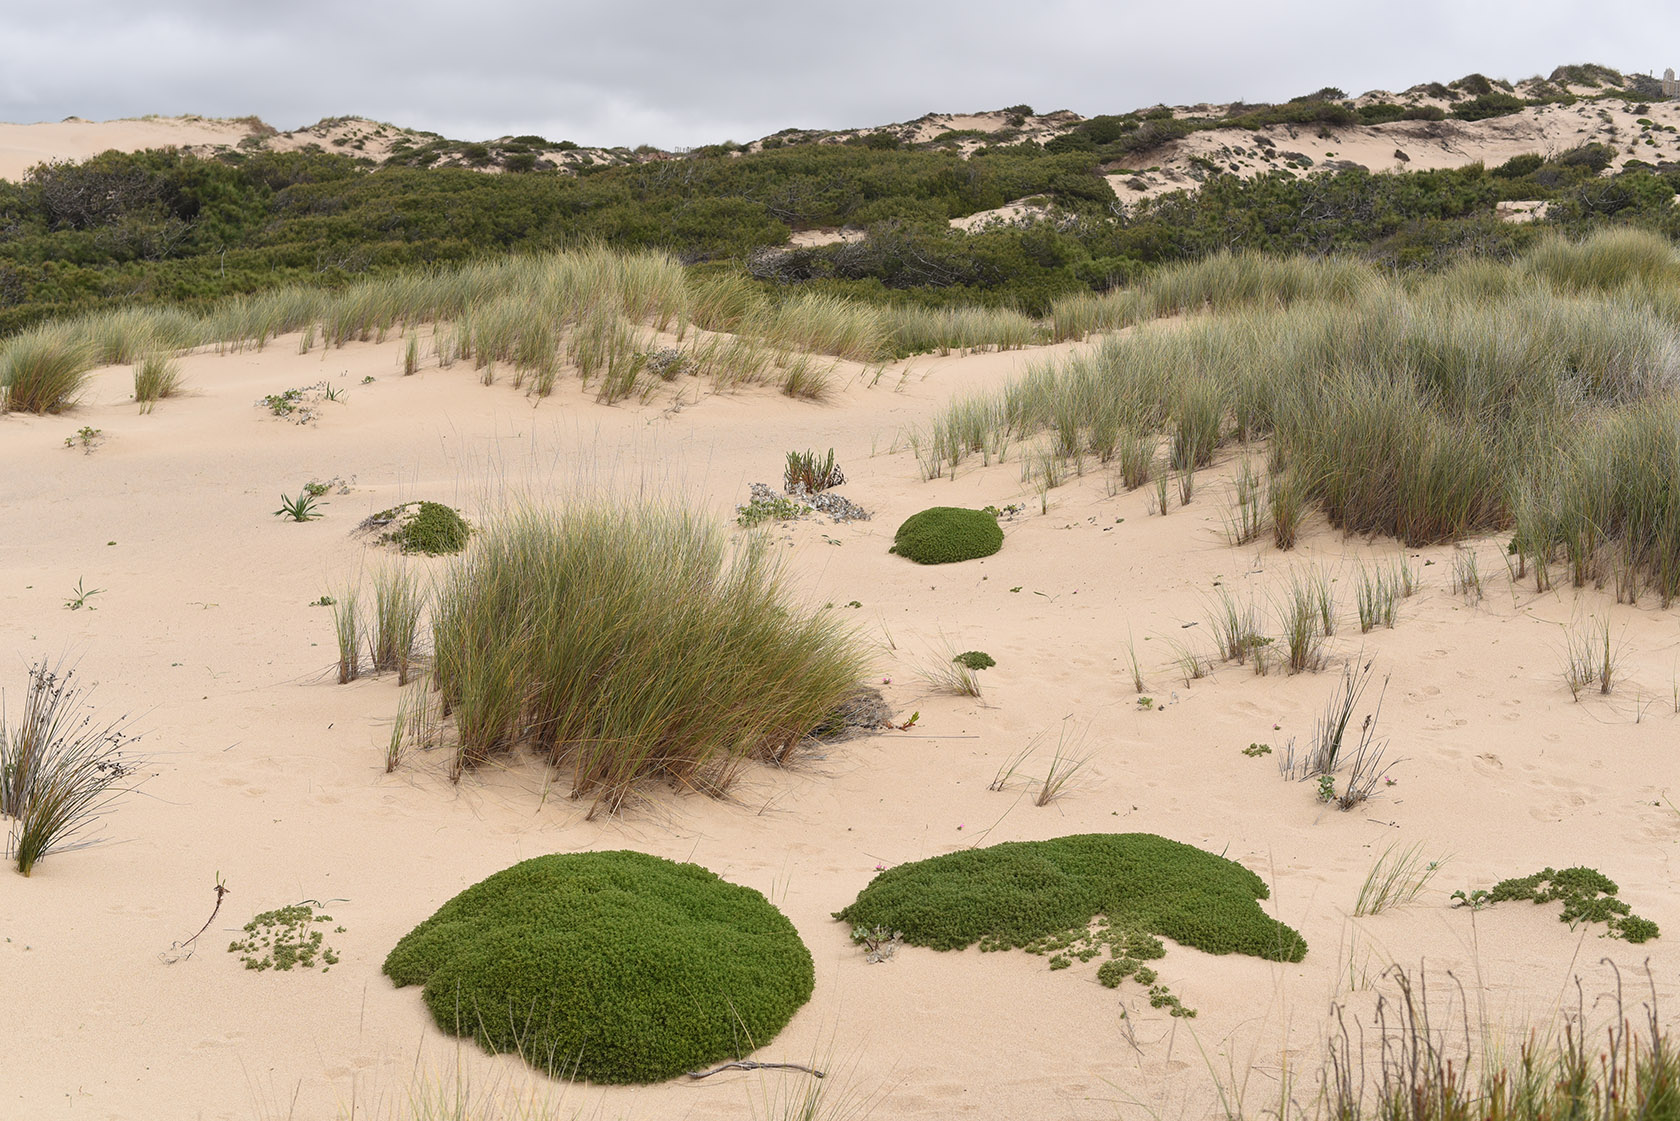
[229,902,344,970]
[834,833,1305,1017]
[1453,866,1659,942]
[384,851,815,1084]
[953,650,995,671]
[888,506,1003,565]
[371,501,471,555]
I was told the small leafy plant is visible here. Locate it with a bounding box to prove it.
[850,923,903,963]
[228,902,344,970]
[63,426,103,454]
[953,650,995,671]
[737,491,807,528]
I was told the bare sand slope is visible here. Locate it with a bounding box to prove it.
[0,116,265,182]
[2,333,1677,1120]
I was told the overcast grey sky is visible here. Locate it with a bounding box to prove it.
[3,2,1678,148]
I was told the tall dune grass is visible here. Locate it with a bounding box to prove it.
[425,502,867,816]
[132,353,182,413]
[918,233,1680,594]
[0,326,94,414]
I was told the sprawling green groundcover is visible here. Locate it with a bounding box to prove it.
[835,833,1306,961]
[384,851,814,1084]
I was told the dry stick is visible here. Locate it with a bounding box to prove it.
[162,877,230,963]
[686,1060,825,1080]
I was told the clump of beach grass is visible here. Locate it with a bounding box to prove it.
[1354,842,1446,916]
[1562,615,1624,700]
[1,327,94,414]
[370,564,426,686]
[1274,571,1327,674]
[425,501,867,815]
[132,353,182,413]
[331,584,362,685]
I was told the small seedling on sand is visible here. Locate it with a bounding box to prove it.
[1242,742,1272,757]
[274,490,322,522]
[63,578,103,610]
[63,426,102,454]
[228,902,343,970]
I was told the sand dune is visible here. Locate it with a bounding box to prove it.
[3,324,1677,1119]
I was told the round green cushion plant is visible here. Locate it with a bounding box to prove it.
[834,833,1306,962]
[384,851,815,1084]
[371,500,471,555]
[889,506,1002,565]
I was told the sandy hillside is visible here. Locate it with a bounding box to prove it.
[0,116,263,183]
[2,322,1678,1121]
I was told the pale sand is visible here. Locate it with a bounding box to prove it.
[3,325,1678,1121]
[0,116,259,182]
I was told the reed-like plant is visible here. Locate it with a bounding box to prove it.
[1,659,145,876]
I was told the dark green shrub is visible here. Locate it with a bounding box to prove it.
[1494,153,1545,179]
[835,833,1306,961]
[385,851,815,1083]
[1557,143,1616,173]
[889,506,1003,564]
[374,501,471,555]
[953,650,995,670]
[1452,93,1529,122]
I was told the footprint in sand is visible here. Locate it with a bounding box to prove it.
[1471,752,1503,776]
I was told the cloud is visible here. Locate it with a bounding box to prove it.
[3,0,1679,146]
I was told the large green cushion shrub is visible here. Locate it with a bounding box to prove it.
[889,506,1003,564]
[384,850,815,1083]
[834,833,1306,961]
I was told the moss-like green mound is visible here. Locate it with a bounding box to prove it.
[372,500,471,555]
[834,833,1306,962]
[384,851,815,1083]
[888,506,1002,565]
